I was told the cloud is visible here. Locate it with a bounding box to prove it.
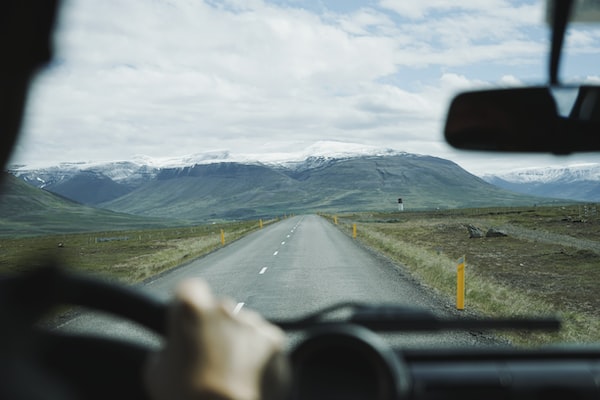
[499,74,523,86]
[11,0,600,175]
[378,0,504,20]
[585,75,600,83]
[379,0,542,24]
[566,29,600,53]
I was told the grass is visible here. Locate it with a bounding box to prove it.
[0,219,276,284]
[326,205,600,346]
[5,204,599,346]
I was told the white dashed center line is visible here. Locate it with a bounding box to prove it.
[233,302,245,314]
[281,241,285,245]
[273,251,278,256]
[259,267,267,274]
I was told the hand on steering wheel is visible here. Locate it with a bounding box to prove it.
[144,279,290,400]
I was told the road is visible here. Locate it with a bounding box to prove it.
[58,215,495,348]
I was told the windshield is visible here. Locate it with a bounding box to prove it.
[3,0,600,348]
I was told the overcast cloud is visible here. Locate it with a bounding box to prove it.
[11,0,600,174]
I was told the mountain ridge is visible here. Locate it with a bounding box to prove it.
[483,164,600,202]
[97,154,554,221]
[8,152,569,223]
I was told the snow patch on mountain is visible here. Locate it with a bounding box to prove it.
[270,141,406,171]
[9,141,410,192]
[10,141,407,177]
[130,151,234,169]
[482,163,600,184]
[291,141,402,161]
[125,141,404,169]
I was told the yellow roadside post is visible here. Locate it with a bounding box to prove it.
[457,255,465,310]
[334,216,338,225]
[352,223,357,239]
[220,229,225,246]
[259,219,263,229]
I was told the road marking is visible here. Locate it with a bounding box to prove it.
[233,302,245,314]
[287,235,290,238]
[273,251,278,256]
[259,267,267,274]
[281,241,285,245]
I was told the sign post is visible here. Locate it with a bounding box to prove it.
[457,255,465,310]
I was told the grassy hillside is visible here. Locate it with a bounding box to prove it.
[0,173,181,237]
[103,163,308,220]
[294,155,548,211]
[45,170,134,204]
[101,156,553,221]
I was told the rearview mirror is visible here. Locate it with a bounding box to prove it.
[444,86,600,154]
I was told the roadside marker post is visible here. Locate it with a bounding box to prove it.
[334,216,338,225]
[457,256,465,310]
[352,223,357,239]
[220,229,225,246]
[259,219,263,229]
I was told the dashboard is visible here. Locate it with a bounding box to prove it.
[3,267,600,400]
[290,324,600,400]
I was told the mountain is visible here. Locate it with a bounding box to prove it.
[482,164,600,202]
[7,143,407,210]
[10,149,561,223]
[13,161,156,205]
[105,162,306,220]
[0,173,176,236]
[97,154,550,221]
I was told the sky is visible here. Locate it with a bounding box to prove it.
[10,0,600,175]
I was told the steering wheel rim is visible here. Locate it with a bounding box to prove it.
[0,265,168,400]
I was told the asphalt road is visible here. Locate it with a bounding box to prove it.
[58,215,496,348]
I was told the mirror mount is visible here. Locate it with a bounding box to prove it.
[548,0,574,85]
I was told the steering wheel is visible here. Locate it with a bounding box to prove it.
[0,265,410,400]
[0,265,166,400]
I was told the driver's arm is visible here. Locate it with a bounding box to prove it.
[144,279,289,400]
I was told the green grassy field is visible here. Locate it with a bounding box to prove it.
[328,205,600,346]
[0,219,274,283]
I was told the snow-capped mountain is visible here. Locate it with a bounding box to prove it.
[10,141,405,186]
[277,142,406,172]
[13,161,157,189]
[12,141,404,171]
[483,164,600,184]
[9,141,407,205]
[6,142,555,221]
[12,142,598,207]
[482,163,600,202]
